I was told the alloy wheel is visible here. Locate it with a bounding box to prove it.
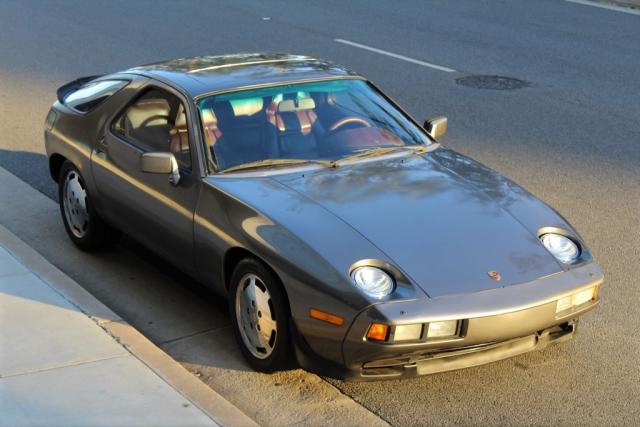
[62,170,89,238]
[234,273,278,359]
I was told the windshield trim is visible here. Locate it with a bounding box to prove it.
[193,75,366,102]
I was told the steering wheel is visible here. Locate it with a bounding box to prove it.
[328,116,372,133]
[139,114,171,128]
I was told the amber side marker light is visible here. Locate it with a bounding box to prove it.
[367,323,390,341]
[309,308,345,326]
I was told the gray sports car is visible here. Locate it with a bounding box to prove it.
[45,53,603,380]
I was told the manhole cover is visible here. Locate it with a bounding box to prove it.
[455,75,530,90]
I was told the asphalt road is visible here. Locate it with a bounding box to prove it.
[1,0,639,425]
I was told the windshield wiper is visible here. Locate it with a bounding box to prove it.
[330,145,428,167]
[220,158,333,174]
[220,146,430,173]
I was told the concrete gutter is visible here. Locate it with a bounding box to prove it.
[0,224,258,427]
[603,0,640,7]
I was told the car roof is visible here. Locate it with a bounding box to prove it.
[122,53,362,99]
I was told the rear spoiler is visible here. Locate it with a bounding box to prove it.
[56,75,103,103]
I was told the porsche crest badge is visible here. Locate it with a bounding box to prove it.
[487,270,501,281]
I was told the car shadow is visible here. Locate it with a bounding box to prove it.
[0,150,255,372]
[2,151,362,424]
[0,149,58,200]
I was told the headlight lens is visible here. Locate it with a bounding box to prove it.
[351,266,394,298]
[540,233,580,263]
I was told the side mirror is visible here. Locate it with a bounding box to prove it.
[424,116,448,139]
[140,152,180,185]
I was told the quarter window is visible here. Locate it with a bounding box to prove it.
[113,88,191,169]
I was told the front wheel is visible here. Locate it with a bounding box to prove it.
[229,258,292,372]
[58,161,119,250]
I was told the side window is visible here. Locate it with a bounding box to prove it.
[112,88,191,170]
[64,80,128,113]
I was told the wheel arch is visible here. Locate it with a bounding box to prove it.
[223,247,291,310]
[49,153,67,182]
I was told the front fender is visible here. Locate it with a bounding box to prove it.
[195,175,426,364]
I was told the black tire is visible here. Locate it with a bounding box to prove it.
[229,257,293,372]
[58,161,119,250]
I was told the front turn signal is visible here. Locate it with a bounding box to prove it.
[367,323,389,341]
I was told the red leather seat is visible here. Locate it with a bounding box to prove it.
[267,98,324,158]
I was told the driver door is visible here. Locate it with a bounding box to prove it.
[91,84,200,275]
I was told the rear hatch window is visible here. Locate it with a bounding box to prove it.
[63,79,128,113]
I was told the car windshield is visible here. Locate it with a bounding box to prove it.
[197,79,431,172]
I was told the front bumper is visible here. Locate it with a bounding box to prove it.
[294,262,602,381]
[357,320,577,379]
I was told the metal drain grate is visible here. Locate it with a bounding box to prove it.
[455,75,530,90]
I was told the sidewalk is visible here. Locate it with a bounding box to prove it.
[0,225,257,427]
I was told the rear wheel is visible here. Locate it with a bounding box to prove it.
[58,161,119,250]
[229,258,292,372]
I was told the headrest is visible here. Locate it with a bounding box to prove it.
[211,101,235,128]
[277,97,315,113]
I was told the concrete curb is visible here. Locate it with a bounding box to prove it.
[0,224,259,427]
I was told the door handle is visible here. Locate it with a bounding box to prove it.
[95,136,108,158]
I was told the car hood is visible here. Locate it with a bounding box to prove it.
[273,148,564,298]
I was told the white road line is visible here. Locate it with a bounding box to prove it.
[334,38,457,73]
[565,0,640,16]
